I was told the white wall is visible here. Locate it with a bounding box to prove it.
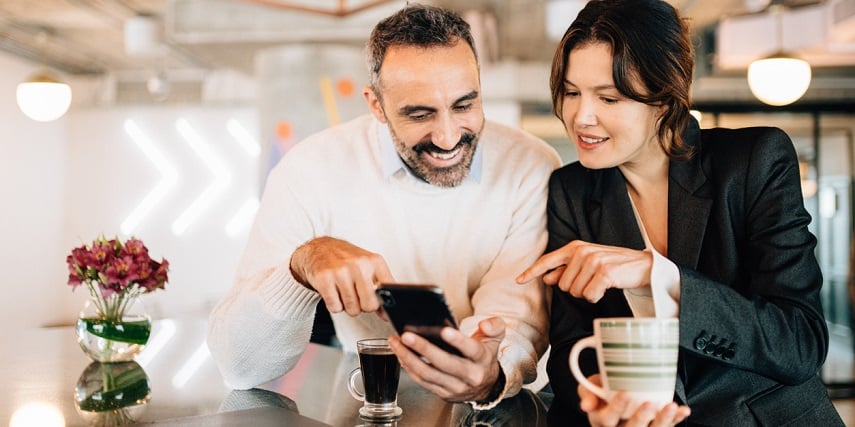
[0,52,260,329]
[63,107,260,323]
[0,54,69,330]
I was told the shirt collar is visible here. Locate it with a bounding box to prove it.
[378,122,482,183]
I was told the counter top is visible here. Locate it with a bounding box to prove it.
[1,318,548,426]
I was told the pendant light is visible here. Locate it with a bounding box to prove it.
[746,5,811,106]
[16,69,72,122]
[16,31,72,122]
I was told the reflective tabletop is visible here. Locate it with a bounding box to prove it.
[0,319,548,426]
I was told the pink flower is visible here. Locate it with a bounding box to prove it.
[67,255,84,289]
[124,238,148,258]
[147,260,169,291]
[66,236,169,299]
[91,240,114,265]
[105,255,141,287]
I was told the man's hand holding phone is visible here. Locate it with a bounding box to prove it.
[375,284,462,356]
[374,284,509,402]
[388,316,507,403]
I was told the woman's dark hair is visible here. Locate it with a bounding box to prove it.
[366,3,477,93]
[549,0,695,159]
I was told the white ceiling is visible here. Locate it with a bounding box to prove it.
[1,0,853,106]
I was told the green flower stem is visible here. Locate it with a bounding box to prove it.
[86,281,144,321]
[81,281,151,354]
[103,368,115,391]
[103,337,113,362]
[79,365,150,412]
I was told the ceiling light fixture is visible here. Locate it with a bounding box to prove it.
[16,69,73,122]
[746,5,811,106]
[16,30,72,122]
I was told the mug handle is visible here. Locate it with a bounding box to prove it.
[347,367,365,402]
[569,335,610,401]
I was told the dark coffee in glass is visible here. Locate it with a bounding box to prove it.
[359,348,400,404]
[348,338,403,420]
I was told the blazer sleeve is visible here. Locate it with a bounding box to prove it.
[679,127,828,385]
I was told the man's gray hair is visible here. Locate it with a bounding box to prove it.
[366,3,477,93]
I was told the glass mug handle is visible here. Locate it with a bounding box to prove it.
[568,335,611,401]
[347,367,365,402]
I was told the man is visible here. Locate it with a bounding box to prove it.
[207,4,560,409]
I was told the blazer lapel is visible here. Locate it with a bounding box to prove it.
[667,140,712,269]
[588,148,713,269]
[593,169,646,251]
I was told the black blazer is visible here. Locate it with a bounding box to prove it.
[545,126,843,426]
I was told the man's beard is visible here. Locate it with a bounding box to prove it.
[390,127,480,188]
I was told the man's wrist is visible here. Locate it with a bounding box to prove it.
[475,365,506,405]
[289,241,313,289]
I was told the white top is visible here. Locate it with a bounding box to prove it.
[207,114,562,408]
[624,192,681,318]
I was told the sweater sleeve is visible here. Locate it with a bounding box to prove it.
[207,267,321,389]
[461,145,561,409]
[207,157,323,389]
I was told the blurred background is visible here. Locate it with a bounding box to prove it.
[0,0,852,394]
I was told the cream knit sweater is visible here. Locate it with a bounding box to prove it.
[208,114,561,407]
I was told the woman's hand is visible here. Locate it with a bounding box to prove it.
[516,240,652,303]
[579,374,691,427]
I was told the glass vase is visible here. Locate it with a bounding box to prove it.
[76,296,152,363]
[75,361,151,426]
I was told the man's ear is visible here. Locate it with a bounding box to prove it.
[363,86,387,123]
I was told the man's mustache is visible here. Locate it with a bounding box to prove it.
[413,132,476,154]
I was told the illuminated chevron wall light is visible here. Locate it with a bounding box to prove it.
[117,113,261,239]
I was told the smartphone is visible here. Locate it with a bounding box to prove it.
[375,283,463,357]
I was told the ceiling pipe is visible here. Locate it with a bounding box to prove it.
[239,0,398,17]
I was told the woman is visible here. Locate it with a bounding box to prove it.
[516,0,844,425]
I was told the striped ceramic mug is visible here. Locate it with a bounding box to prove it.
[569,317,679,410]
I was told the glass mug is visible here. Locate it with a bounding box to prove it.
[569,317,680,413]
[347,338,403,420]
